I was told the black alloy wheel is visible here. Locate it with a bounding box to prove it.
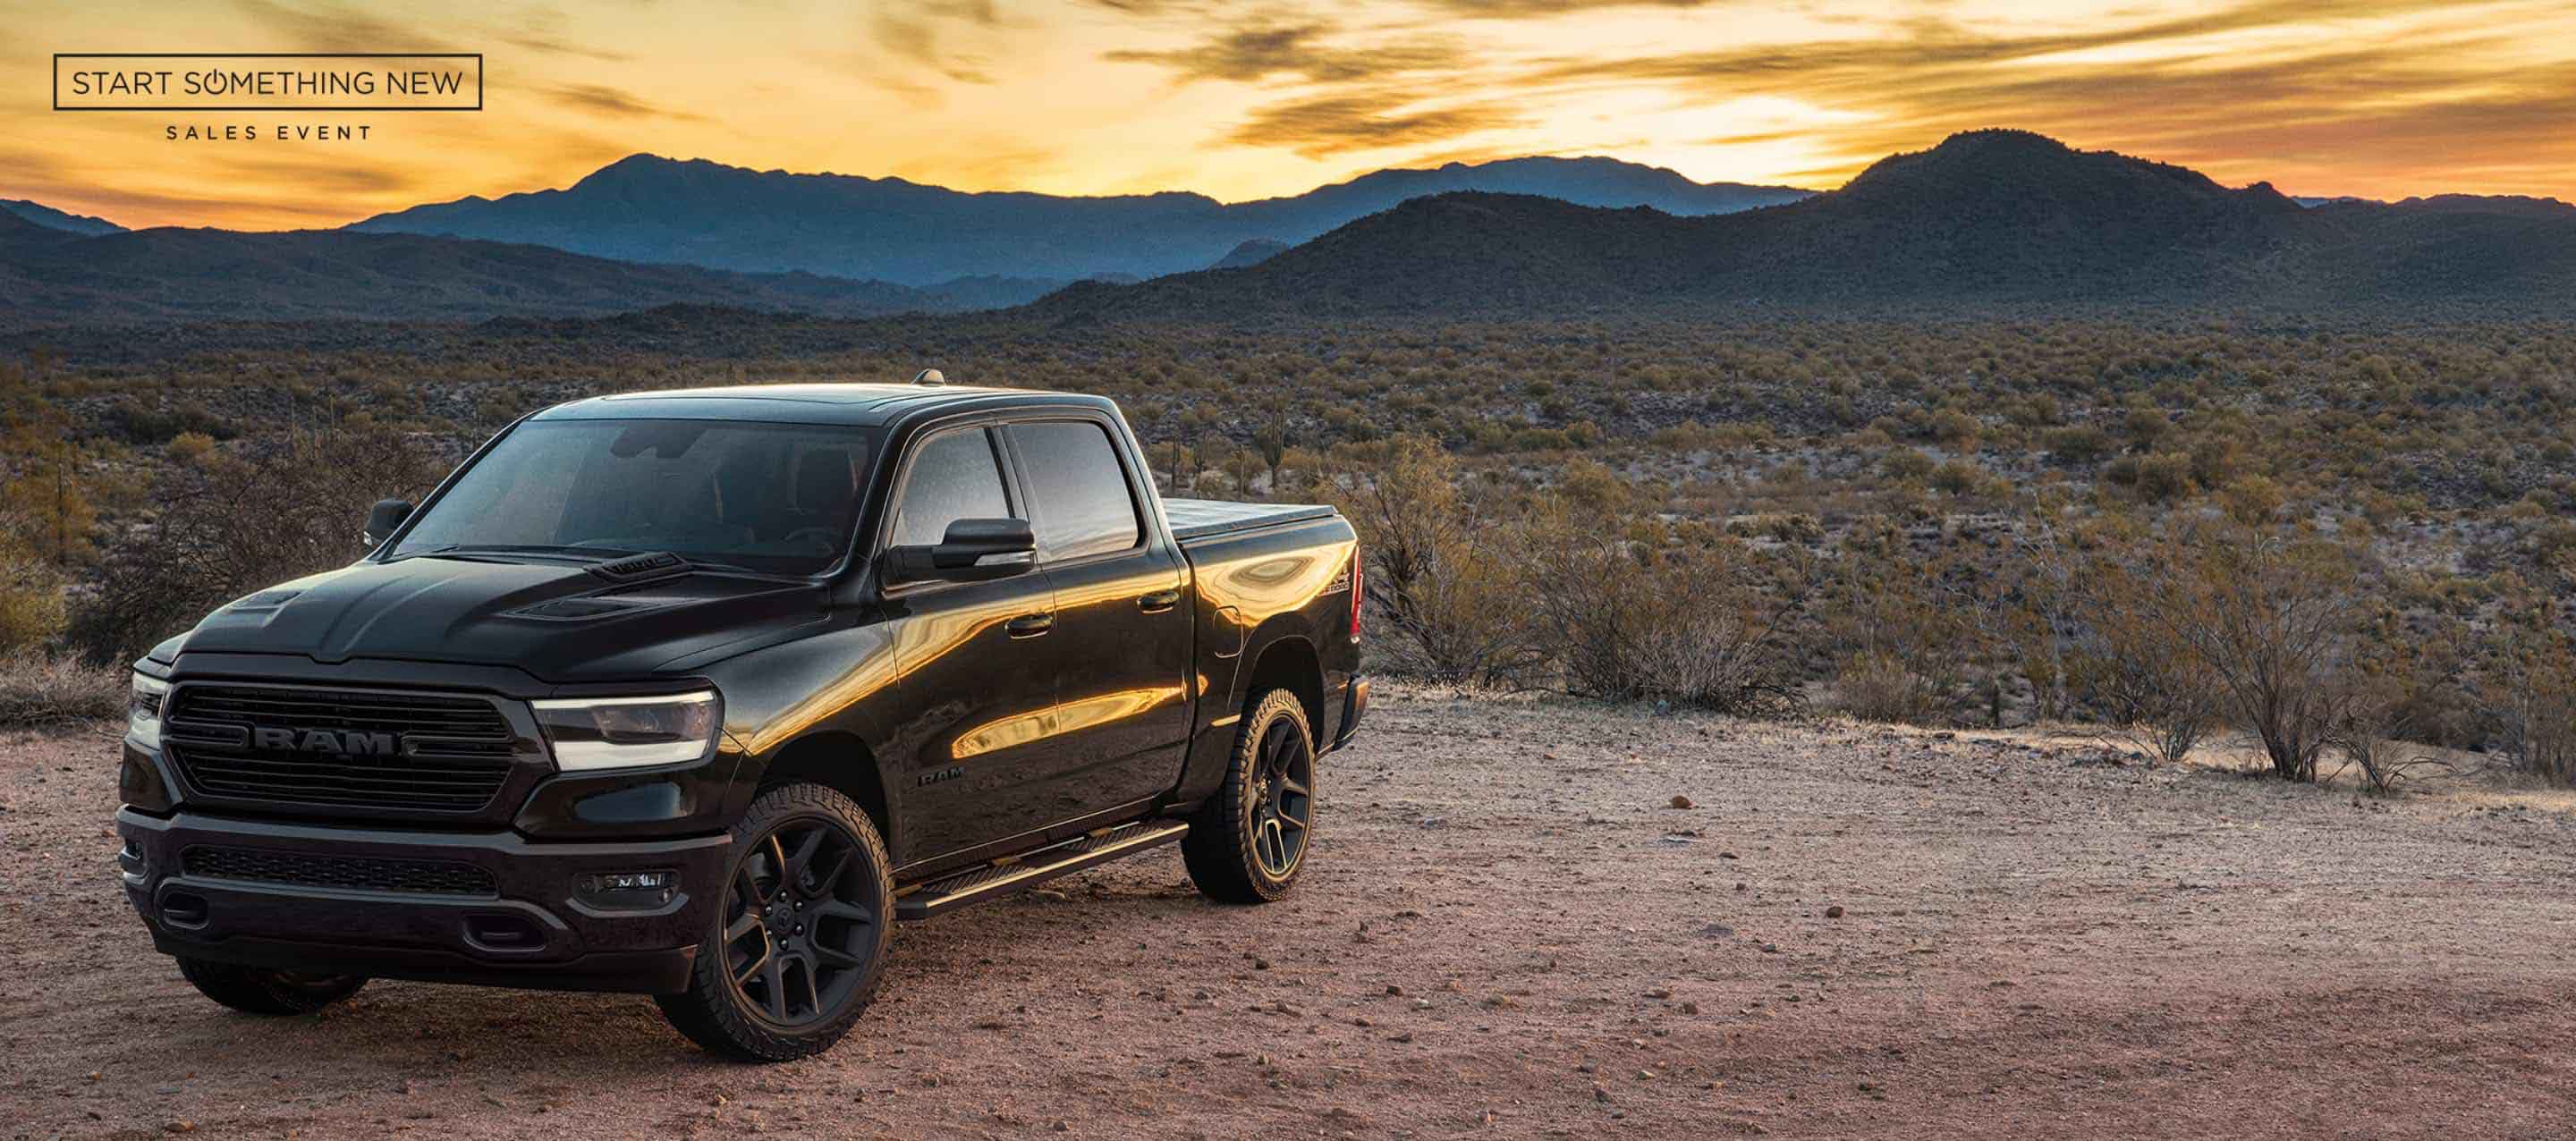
[721,817,881,1027]
[1183,688,1318,903]
[657,782,894,1061]
[1247,718,1314,879]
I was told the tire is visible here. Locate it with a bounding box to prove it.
[1183,688,1317,904]
[656,782,894,1062]
[176,957,366,1015]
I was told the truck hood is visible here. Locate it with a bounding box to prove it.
[165,556,826,682]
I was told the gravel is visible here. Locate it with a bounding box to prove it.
[4,691,2574,1138]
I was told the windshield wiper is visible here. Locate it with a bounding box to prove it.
[391,544,641,565]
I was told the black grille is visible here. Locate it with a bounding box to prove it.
[165,685,518,813]
[182,846,498,896]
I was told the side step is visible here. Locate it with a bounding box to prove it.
[894,820,1189,920]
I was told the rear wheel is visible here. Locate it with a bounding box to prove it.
[1183,688,1316,904]
[656,782,894,1061]
[176,957,366,1015]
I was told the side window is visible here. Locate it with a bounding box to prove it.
[889,428,1010,548]
[1010,420,1143,562]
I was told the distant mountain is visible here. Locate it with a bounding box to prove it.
[0,224,1036,331]
[348,154,1811,284]
[1038,131,2576,318]
[1210,239,1288,270]
[1,199,127,236]
[2384,193,2576,220]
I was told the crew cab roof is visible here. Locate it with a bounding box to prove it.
[528,382,1103,427]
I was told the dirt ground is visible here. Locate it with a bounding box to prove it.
[5,687,2575,1139]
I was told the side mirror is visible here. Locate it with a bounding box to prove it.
[884,518,1036,585]
[364,499,413,548]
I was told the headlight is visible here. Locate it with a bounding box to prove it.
[531,691,720,771]
[129,673,169,749]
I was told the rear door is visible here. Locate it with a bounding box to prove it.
[1002,416,1193,812]
[880,423,1063,863]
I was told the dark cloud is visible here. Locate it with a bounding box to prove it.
[1227,89,1526,156]
[1512,0,2576,192]
[1106,22,1462,84]
[503,34,631,63]
[229,0,457,54]
[870,1,1002,84]
[1416,0,1719,15]
[542,83,705,122]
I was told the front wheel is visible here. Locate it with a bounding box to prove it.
[656,782,894,1061]
[177,957,366,1015]
[1183,688,1317,904]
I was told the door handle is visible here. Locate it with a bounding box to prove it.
[1004,613,1055,638]
[1137,588,1181,613]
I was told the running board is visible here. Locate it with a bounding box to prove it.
[894,820,1189,920]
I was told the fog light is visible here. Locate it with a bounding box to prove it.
[578,870,675,909]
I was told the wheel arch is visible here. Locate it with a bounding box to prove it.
[1239,633,1325,741]
[750,731,896,857]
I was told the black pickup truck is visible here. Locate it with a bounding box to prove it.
[114,378,1367,1061]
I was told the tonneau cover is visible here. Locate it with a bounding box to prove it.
[1162,498,1337,543]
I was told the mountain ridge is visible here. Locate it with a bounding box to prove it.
[1036,130,2576,319]
[0,225,1041,331]
[348,153,1812,283]
[1,199,127,236]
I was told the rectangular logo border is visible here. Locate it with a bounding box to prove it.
[53,53,484,112]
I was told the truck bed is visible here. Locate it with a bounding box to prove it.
[1161,498,1338,543]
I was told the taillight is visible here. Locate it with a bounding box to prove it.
[1349,549,1364,640]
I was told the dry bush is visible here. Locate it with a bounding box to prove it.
[2323,684,2449,795]
[0,550,66,654]
[2484,587,2576,784]
[2071,544,2224,765]
[1819,528,1979,725]
[0,649,126,724]
[2089,517,2361,782]
[1835,651,1950,724]
[1326,435,1538,685]
[1519,503,1803,714]
[67,418,445,663]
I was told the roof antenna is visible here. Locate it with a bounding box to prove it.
[913,368,945,386]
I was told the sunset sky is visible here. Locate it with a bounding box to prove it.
[6,0,2573,231]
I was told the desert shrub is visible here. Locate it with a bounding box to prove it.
[2070,544,2224,764]
[2322,681,2448,795]
[1519,503,1802,713]
[2044,425,2114,464]
[1835,651,1949,724]
[2091,517,2361,781]
[2481,586,2576,784]
[1818,527,1981,724]
[66,418,445,663]
[0,554,67,654]
[1327,435,1537,685]
[0,649,126,724]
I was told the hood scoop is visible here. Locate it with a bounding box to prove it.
[589,551,689,583]
[510,596,657,621]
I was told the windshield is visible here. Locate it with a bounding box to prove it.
[391,418,878,575]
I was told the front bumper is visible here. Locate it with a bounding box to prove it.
[117,808,730,994]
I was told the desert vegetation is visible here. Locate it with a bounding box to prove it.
[2,308,2570,785]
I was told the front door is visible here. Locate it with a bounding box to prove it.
[1002,418,1193,812]
[882,424,1061,864]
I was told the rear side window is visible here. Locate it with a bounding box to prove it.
[1010,420,1142,562]
[890,428,1010,547]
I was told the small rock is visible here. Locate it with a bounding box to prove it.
[1669,795,1695,809]
[1826,905,1845,918]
